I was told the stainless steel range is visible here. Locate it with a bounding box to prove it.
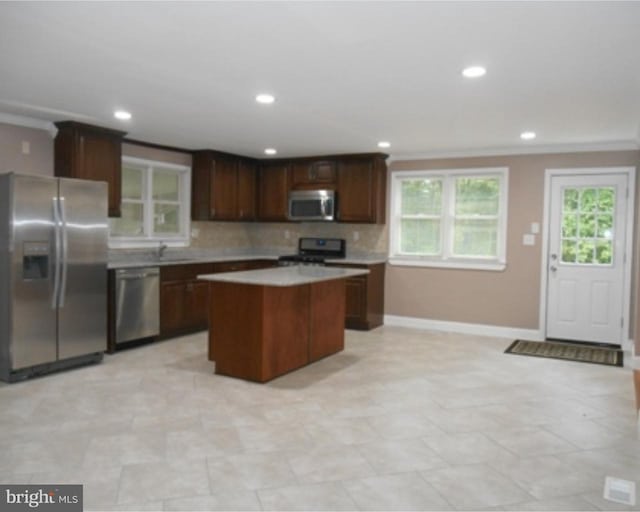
[278,237,346,266]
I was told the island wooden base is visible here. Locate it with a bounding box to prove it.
[208,279,346,382]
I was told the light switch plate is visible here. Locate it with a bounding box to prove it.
[523,234,535,246]
[531,222,540,234]
[604,476,636,505]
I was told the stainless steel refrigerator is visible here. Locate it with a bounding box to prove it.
[0,173,107,382]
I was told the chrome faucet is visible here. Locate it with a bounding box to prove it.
[157,241,168,259]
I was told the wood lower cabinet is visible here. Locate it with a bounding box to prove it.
[326,262,385,330]
[209,277,346,383]
[54,121,127,217]
[160,263,216,338]
[159,259,277,338]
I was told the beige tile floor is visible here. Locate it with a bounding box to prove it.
[1,326,638,511]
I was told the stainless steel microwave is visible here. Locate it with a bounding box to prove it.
[287,189,335,221]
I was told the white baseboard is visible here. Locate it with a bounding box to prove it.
[383,314,544,341]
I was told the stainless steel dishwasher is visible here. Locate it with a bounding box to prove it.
[115,267,160,345]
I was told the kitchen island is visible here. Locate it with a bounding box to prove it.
[198,266,369,382]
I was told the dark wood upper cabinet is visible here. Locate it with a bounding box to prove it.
[54,121,127,217]
[209,156,238,220]
[257,161,290,221]
[237,159,257,220]
[336,154,387,224]
[191,151,257,221]
[290,159,336,189]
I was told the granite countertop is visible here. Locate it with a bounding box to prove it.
[198,265,369,287]
[107,253,279,269]
[107,249,387,269]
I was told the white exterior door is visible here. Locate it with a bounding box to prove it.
[546,173,628,344]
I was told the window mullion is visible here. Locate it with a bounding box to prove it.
[145,166,154,239]
[442,176,455,260]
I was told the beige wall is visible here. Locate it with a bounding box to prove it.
[0,122,53,176]
[387,150,640,334]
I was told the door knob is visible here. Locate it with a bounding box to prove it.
[550,265,558,272]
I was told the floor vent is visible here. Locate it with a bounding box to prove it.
[603,476,636,506]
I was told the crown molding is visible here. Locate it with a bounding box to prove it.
[388,140,640,163]
[0,112,57,137]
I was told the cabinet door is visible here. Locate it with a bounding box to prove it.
[336,159,375,223]
[184,280,210,330]
[191,152,212,221]
[54,122,125,218]
[291,160,336,188]
[237,159,256,220]
[336,156,387,224]
[210,158,238,220]
[345,276,368,325]
[257,162,290,221]
[160,281,185,336]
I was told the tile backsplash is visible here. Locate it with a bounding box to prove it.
[188,220,388,255]
[247,222,388,255]
[189,221,252,249]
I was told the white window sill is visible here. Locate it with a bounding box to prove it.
[388,257,506,272]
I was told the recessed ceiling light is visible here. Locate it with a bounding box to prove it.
[114,110,132,121]
[462,66,486,78]
[377,141,391,149]
[520,131,537,140]
[255,94,275,104]
[264,148,277,155]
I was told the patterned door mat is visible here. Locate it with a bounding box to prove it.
[505,339,623,367]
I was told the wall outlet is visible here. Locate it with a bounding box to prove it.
[284,229,290,240]
[21,140,30,155]
[523,234,535,246]
[353,231,360,242]
[191,227,200,239]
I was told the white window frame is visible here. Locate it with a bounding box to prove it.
[108,156,191,249]
[389,167,509,271]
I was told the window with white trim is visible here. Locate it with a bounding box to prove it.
[109,156,191,247]
[389,167,508,270]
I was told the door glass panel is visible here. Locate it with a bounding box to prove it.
[153,170,180,201]
[561,186,615,265]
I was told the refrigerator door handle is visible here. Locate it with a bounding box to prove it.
[52,196,62,310]
[59,196,69,308]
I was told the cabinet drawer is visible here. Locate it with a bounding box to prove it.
[160,262,216,282]
[214,259,276,273]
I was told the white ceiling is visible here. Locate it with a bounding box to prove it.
[1,1,639,159]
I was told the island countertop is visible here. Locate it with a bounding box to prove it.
[198,265,369,287]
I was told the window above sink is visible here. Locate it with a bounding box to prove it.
[109,156,191,249]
